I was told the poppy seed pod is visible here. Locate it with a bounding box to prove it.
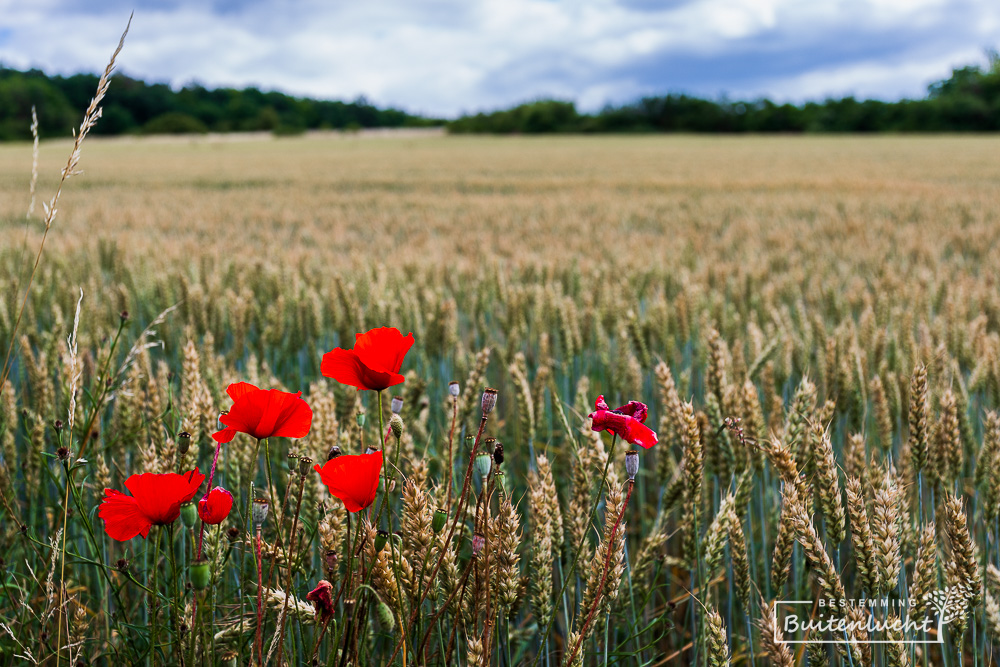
[390,396,404,414]
[475,453,492,478]
[356,412,366,428]
[190,558,211,590]
[625,450,639,481]
[177,431,191,454]
[365,446,379,455]
[481,388,498,415]
[432,508,447,534]
[377,601,394,630]
[375,530,389,552]
[252,498,270,530]
[449,381,460,397]
[324,549,338,577]
[492,442,504,467]
[298,456,313,478]
[494,470,506,494]
[472,533,485,556]
[327,445,342,461]
[389,414,404,440]
[180,503,198,528]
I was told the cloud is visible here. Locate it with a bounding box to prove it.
[0,0,997,116]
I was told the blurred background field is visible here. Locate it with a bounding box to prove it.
[3,132,1000,664]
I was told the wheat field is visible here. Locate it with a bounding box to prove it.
[2,130,1000,666]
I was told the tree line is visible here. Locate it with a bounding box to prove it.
[1,54,999,140]
[0,67,439,141]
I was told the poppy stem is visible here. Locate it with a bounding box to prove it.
[529,432,619,667]
[255,526,264,667]
[374,390,391,530]
[387,411,491,666]
[563,478,634,667]
[150,526,162,665]
[447,395,458,507]
[275,471,306,666]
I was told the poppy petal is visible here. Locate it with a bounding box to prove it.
[99,489,153,541]
[624,419,658,449]
[353,327,415,375]
[212,426,238,444]
[270,393,313,439]
[226,382,260,401]
[321,348,400,391]
[314,451,383,513]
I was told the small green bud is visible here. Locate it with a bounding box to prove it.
[190,559,211,590]
[375,530,389,553]
[432,508,447,534]
[180,503,198,528]
[389,414,404,440]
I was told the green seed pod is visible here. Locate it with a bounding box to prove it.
[475,453,492,478]
[432,509,447,534]
[377,601,394,630]
[375,530,389,552]
[180,503,198,528]
[356,412,366,428]
[190,559,211,590]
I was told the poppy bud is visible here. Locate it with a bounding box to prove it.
[374,530,389,552]
[327,445,342,461]
[177,432,191,454]
[377,601,394,630]
[180,502,198,528]
[356,412,366,428]
[199,487,234,525]
[449,381,460,397]
[190,558,210,590]
[472,533,485,556]
[492,442,504,467]
[389,414,404,440]
[298,456,313,477]
[252,498,269,530]
[475,453,492,478]
[481,388,498,415]
[432,508,447,534]
[625,450,639,481]
[390,396,404,414]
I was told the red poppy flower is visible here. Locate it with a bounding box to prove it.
[588,395,658,449]
[198,486,234,525]
[306,580,335,621]
[321,327,414,392]
[313,450,383,513]
[212,382,313,444]
[99,468,206,541]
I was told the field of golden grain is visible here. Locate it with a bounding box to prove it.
[1,132,1000,666]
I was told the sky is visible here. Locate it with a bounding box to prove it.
[1,0,998,118]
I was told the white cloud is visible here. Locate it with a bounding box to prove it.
[0,0,997,116]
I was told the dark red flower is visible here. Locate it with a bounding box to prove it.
[198,486,234,525]
[212,382,313,444]
[306,580,335,621]
[99,468,206,541]
[313,450,383,513]
[588,395,658,449]
[321,327,414,392]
